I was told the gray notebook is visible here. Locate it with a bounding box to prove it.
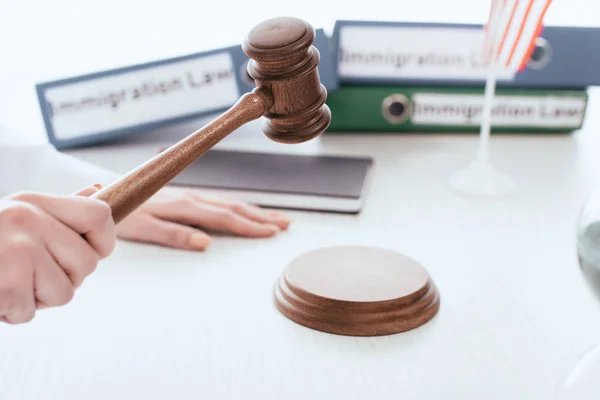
[167,149,374,213]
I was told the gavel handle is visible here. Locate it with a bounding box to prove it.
[91,88,273,224]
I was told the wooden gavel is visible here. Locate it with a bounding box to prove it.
[91,16,331,224]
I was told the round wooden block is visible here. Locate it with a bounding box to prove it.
[274,246,440,336]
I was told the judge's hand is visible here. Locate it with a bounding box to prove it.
[0,185,115,324]
[115,187,291,250]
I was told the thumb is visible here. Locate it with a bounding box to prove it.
[74,184,103,197]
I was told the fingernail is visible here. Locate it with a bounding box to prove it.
[93,184,102,190]
[269,211,291,223]
[266,224,280,234]
[277,216,292,225]
[189,232,211,249]
[276,214,291,223]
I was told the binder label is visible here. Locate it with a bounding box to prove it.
[337,26,516,80]
[41,51,240,140]
[411,93,587,127]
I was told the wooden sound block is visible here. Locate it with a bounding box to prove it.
[274,246,440,336]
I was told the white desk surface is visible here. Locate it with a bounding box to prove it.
[2,1,600,398]
[2,105,600,399]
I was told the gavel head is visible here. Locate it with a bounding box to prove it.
[242,17,331,144]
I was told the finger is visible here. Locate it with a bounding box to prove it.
[13,192,116,258]
[188,192,292,229]
[228,204,291,230]
[74,184,102,197]
[39,212,100,288]
[116,214,212,250]
[242,207,291,229]
[82,213,116,260]
[33,250,75,308]
[163,200,281,238]
[0,238,36,324]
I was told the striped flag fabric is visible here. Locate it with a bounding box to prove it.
[481,0,553,72]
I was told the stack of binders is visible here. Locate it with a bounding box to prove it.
[325,20,599,134]
[35,20,600,150]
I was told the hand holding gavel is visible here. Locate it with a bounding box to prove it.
[92,16,331,223]
[0,16,330,325]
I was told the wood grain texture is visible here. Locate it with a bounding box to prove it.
[242,16,331,144]
[91,16,331,224]
[273,246,440,336]
[92,89,271,223]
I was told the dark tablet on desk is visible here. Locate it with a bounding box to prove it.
[167,149,374,213]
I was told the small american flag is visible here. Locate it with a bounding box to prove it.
[482,0,553,72]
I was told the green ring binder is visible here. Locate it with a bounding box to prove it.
[326,85,588,133]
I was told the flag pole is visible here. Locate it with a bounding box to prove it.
[447,1,516,197]
[476,39,499,165]
[477,0,503,166]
